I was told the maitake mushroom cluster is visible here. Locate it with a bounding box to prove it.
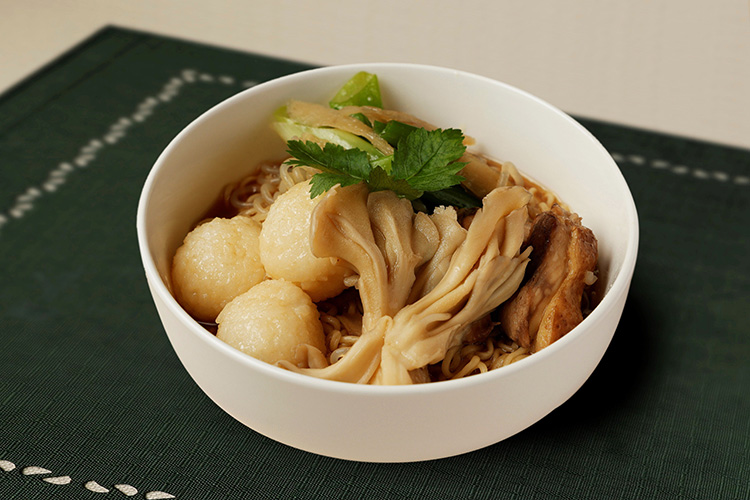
[277,183,532,385]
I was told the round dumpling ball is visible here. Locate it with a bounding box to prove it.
[172,215,265,322]
[216,279,326,365]
[260,180,352,301]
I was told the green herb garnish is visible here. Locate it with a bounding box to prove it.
[277,72,482,208]
[373,120,417,147]
[286,126,468,201]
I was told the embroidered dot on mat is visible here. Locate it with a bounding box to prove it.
[85,481,110,493]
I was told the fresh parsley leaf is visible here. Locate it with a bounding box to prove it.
[391,128,467,191]
[403,159,466,193]
[286,141,371,180]
[370,155,393,174]
[367,166,422,199]
[286,141,372,197]
[309,173,361,198]
[374,120,417,147]
[285,126,472,203]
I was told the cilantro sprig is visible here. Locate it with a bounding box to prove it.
[285,126,469,201]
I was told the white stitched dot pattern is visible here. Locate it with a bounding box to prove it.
[0,69,258,235]
[1,459,174,497]
[85,481,110,493]
[0,68,263,497]
[0,461,16,472]
[610,152,747,184]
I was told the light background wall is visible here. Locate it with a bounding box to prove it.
[1,0,748,149]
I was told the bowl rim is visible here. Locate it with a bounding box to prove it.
[136,62,639,396]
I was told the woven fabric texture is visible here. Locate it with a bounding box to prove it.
[0,27,747,500]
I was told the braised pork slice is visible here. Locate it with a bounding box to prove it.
[499,205,597,352]
[461,314,495,344]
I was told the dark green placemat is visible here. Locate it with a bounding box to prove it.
[1,26,748,500]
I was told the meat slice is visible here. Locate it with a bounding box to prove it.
[499,205,597,352]
[460,314,495,344]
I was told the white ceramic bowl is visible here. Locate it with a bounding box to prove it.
[136,63,638,462]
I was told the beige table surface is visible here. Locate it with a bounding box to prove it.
[1,0,749,150]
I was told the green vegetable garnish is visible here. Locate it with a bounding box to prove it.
[272,106,383,160]
[277,72,482,209]
[421,185,482,209]
[349,112,373,128]
[373,120,417,147]
[328,71,383,109]
[285,126,467,201]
